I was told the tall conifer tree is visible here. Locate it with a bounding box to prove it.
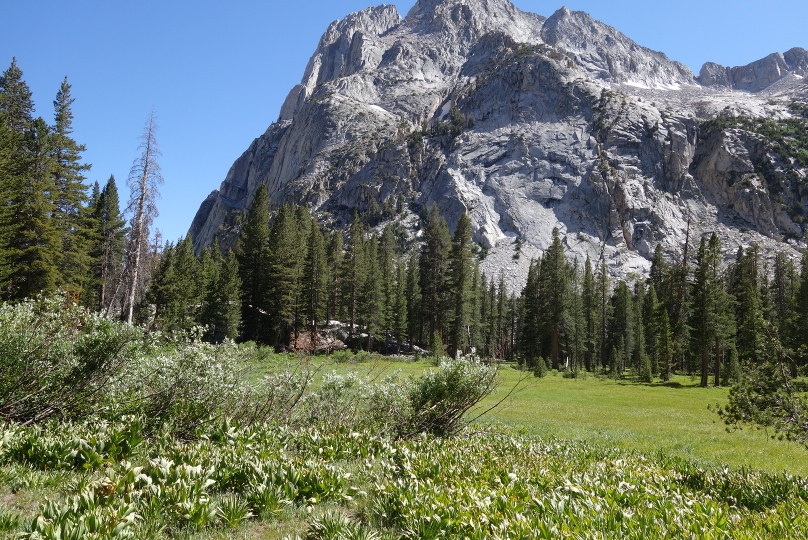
[89,175,127,313]
[582,255,597,372]
[266,204,306,346]
[236,184,271,342]
[538,228,568,369]
[51,77,91,296]
[448,212,474,357]
[341,214,367,343]
[419,205,451,342]
[5,117,61,299]
[326,230,344,325]
[302,217,329,336]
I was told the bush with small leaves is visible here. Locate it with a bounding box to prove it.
[399,358,498,438]
[0,293,144,424]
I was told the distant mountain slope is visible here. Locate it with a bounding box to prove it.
[189,0,807,286]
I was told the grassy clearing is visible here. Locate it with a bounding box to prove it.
[4,345,808,539]
[290,357,808,476]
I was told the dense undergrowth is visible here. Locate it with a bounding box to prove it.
[3,420,808,539]
[3,296,808,538]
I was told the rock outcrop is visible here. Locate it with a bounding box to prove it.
[189,0,807,287]
[698,48,808,91]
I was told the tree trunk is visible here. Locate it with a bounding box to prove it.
[700,346,709,388]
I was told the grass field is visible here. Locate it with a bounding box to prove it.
[4,351,808,539]
[305,357,808,476]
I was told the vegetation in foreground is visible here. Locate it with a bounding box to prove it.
[1,297,808,539]
[3,414,808,539]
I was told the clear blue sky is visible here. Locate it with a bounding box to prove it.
[2,0,806,243]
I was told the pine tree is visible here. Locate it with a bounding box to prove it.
[608,280,633,376]
[392,260,408,353]
[650,244,669,306]
[215,249,242,341]
[770,251,798,373]
[796,251,808,367]
[468,262,481,355]
[538,228,568,369]
[732,245,765,365]
[149,236,200,332]
[378,225,397,351]
[302,217,329,337]
[146,240,174,328]
[520,259,541,367]
[405,251,421,349]
[266,204,306,347]
[50,77,91,296]
[582,255,597,372]
[690,234,734,387]
[419,205,451,342]
[567,259,586,373]
[341,214,367,343]
[361,234,383,350]
[0,116,16,291]
[199,239,222,338]
[292,206,312,335]
[491,272,510,360]
[658,308,673,382]
[487,275,499,358]
[325,230,344,325]
[643,283,661,376]
[447,212,474,358]
[5,117,61,299]
[236,184,271,342]
[122,110,163,323]
[480,273,491,357]
[668,227,692,374]
[0,58,33,135]
[89,175,127,313]
[596,260,612,371]
[0,59,35,293]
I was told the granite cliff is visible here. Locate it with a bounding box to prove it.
[189,0,808,287]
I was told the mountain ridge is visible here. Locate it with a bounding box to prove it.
[189,0,807,288]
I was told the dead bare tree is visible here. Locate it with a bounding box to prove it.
[122,109,163,324]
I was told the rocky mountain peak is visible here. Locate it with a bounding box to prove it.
[301,5,402,88]
[699,47,808,91]
[191,1,808,288]
[405,0,545,43]
[406,0,522,22]
[541,6,695,88]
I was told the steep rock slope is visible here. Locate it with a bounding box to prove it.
[189,0,808,285]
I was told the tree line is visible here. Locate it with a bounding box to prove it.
[4,57,808,391]
[0,58,161,318]
[145,178,808,390]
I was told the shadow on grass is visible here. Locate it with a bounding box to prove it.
[614,379,702,390]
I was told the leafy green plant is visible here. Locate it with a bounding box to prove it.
[0,293,144,424]
[399,358,497,438]
[0,506,21,533]
[216,493,253,528]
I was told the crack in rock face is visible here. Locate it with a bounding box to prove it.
[189,0,807,289]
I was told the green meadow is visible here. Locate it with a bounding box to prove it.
[4,344,808,539]
[311,357,808,476]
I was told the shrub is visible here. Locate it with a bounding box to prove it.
[533,357,548,378]
[399,358,498,438]
[0,294,144,424]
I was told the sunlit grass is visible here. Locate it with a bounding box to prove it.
[290,355,808,476]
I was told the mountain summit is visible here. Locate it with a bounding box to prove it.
[189,0,807,285]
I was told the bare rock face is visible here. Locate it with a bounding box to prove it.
[540,7,695,89]
[698,48,808,91]
[189,0,807,287]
